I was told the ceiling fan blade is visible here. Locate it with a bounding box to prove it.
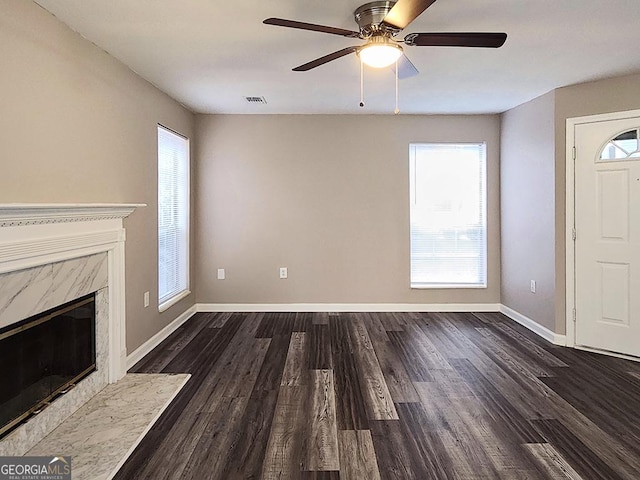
[382,0,438,30]
[405,32,507,48]
[292,47,358,71]
[392,55,419,79]
[264,18,360,38]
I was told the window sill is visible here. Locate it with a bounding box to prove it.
[159,289,191,313]
[411,283,487,289]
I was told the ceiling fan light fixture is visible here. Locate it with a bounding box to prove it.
[358,40,403,68]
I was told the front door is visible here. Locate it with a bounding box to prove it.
[574,116,640,358]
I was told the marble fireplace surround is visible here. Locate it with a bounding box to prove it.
[0,204,143,455]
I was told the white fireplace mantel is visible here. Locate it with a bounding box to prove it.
[0,203,142,227]
[0,204,146,455]
[0,203,145,382]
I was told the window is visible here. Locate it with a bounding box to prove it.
[158,125,190,310]
[599,128,640,161]
[409,143,487,288]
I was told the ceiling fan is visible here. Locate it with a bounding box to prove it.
[264,0,507,78]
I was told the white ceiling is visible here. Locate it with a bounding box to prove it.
[33,0,640,115]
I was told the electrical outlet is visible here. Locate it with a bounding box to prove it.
[217,268,225,280]
[279,267,288,279]
[530,280,536,293]
[143,291,150,308]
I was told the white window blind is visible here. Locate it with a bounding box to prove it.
[158,125,189,309]
[409,143,487,288]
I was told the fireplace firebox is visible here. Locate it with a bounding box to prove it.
[0,293,96,439]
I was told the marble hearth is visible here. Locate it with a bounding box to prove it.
[0,204,143,455]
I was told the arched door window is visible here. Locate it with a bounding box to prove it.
[599,128,640,161]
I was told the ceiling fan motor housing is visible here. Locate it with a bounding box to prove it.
[354,1,400,37]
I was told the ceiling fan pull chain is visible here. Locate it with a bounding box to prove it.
[394,59,400,115]
[359,58,365,107]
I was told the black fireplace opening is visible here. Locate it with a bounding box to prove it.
[0,293,96,439]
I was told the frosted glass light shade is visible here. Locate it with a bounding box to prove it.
[358,43,403,68]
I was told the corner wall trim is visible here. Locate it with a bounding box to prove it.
[195,303,502,313]
[499,305,566,346]
[126,305,197,370]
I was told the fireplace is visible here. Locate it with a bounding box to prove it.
[0,294,96,439]
[0,203,143,456]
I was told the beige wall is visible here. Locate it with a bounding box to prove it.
[195,114,501,305]
[500,92,556,331]
[553,72,640,333]
[0,0,196,352]
[500,72,640,336]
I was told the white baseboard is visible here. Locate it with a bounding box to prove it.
[126,305,197,370]
[499,305,566,346]
[196,303,502,313]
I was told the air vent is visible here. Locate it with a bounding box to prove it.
[244,96,267,104]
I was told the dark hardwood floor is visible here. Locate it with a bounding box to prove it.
[114,311,640,479]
